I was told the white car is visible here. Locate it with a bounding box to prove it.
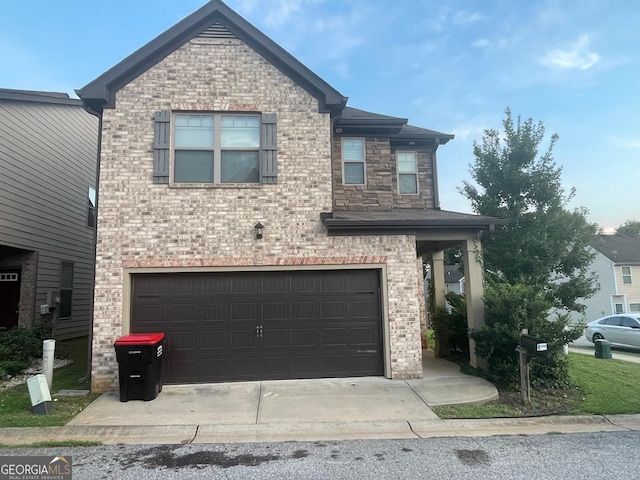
[584,314,640,349]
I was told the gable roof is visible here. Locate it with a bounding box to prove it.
[0,88,82,106]
[76,0,346,113]
[591,234,640,264]
[445,265,465,283]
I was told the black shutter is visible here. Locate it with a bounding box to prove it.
[261,112,277,184]
[153,111,170,184]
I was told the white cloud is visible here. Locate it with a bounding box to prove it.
[472,38,492,49]
[541,34,600,70]
[609,135,640,148]
[453,11,486,26]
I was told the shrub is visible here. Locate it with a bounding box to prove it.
[471,280,582,388]
[0,327,49,378]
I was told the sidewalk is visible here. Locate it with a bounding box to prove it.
[1,414,638,445]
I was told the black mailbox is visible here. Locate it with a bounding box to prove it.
[520,334,548,356]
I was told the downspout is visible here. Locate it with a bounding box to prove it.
[78,101,103,386]
[432,138,441,209]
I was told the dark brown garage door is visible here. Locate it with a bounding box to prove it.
[130,269,383,384]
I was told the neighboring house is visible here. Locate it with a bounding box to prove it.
[77,0,504,393]
[568,234,640,325]
[424,265,465,311]
[0,88,99,339]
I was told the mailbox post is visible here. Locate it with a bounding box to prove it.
[516,329,548,406]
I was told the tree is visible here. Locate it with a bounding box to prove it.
[617,219,640,234]
[461,108,598,312]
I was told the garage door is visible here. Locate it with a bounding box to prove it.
[130,269,384,384]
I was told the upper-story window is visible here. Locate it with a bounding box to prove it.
[622,266,632,284]
[87,187,96,228]
[397,151,418,194]
[342,138,365,185]
[174,114,260,184]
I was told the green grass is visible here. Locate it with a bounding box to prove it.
[569,353,640,414]
[434,352,640,419]
[0,337,100,428]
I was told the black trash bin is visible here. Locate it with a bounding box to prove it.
[114,333,164,402]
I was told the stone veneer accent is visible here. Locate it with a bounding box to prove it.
[332,138,436,210]
[91,36,424,392]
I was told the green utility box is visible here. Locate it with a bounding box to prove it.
[594,339,612,359]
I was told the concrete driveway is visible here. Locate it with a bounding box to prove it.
[68,351,497,428]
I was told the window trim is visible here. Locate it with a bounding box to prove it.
[621,266,632,285]
[341,137,366,186]
[171,112,261,186]
[396,150,419,195]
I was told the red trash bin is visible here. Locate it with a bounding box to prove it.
[114,333,164,402]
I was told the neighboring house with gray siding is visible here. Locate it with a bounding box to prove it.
[567,234,640,325]
[77,0,503,393]
[0,88,99,339]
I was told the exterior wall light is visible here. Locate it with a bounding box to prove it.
[254,222,264,240]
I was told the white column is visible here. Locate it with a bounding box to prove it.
[430,250,446,311]
[462,238,487,370]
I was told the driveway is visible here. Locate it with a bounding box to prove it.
[67,351,498,427]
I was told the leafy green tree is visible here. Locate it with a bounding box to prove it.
[617,219,640,234]
[461,108,598,312]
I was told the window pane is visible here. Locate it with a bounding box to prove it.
[61,262,73,289]
[342,139,364,160]
[630,304,640,312]
[221,116,260,148]
[221,151,259,183]
[344,162,364,184]
[622,266,631,275]
[399,174,418,194]
[397,152,417,173]
[175,115,214,148]
[175,150,214,183]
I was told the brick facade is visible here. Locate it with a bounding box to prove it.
[332,138,436,210]
[91,37,425,392]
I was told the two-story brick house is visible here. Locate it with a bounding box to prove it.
[78,0,503,392]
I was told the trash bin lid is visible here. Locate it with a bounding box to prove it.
[114,333,165,345]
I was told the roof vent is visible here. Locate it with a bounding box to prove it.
[198,22,236,39]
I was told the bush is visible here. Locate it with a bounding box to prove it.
[471,280,582,388]
[0,327,49,378]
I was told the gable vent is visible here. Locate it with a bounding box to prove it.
[198,22,236,39]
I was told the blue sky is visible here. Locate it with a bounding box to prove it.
[1,0,638,232]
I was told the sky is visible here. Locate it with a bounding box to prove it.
[1,0,638,232]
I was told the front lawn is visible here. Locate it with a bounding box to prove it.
[0,337,99,428]
[434,353,640,418]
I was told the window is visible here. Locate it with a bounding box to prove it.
[87,187,96,228]
[622,266,632,284]
[397,151,418,194]
[59,262,73,318]
[630,303,640,312]
[621,317,640,328]
[174,114,260,184]
[604,316,622,326]
[615,303,624,314]
[342,138,365,185]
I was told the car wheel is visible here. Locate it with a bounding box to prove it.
[593,333,604,341]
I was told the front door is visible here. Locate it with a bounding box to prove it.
[0,269,21,330]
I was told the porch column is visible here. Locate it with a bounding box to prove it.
[462,238,487,370]
[430,250,446,311]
